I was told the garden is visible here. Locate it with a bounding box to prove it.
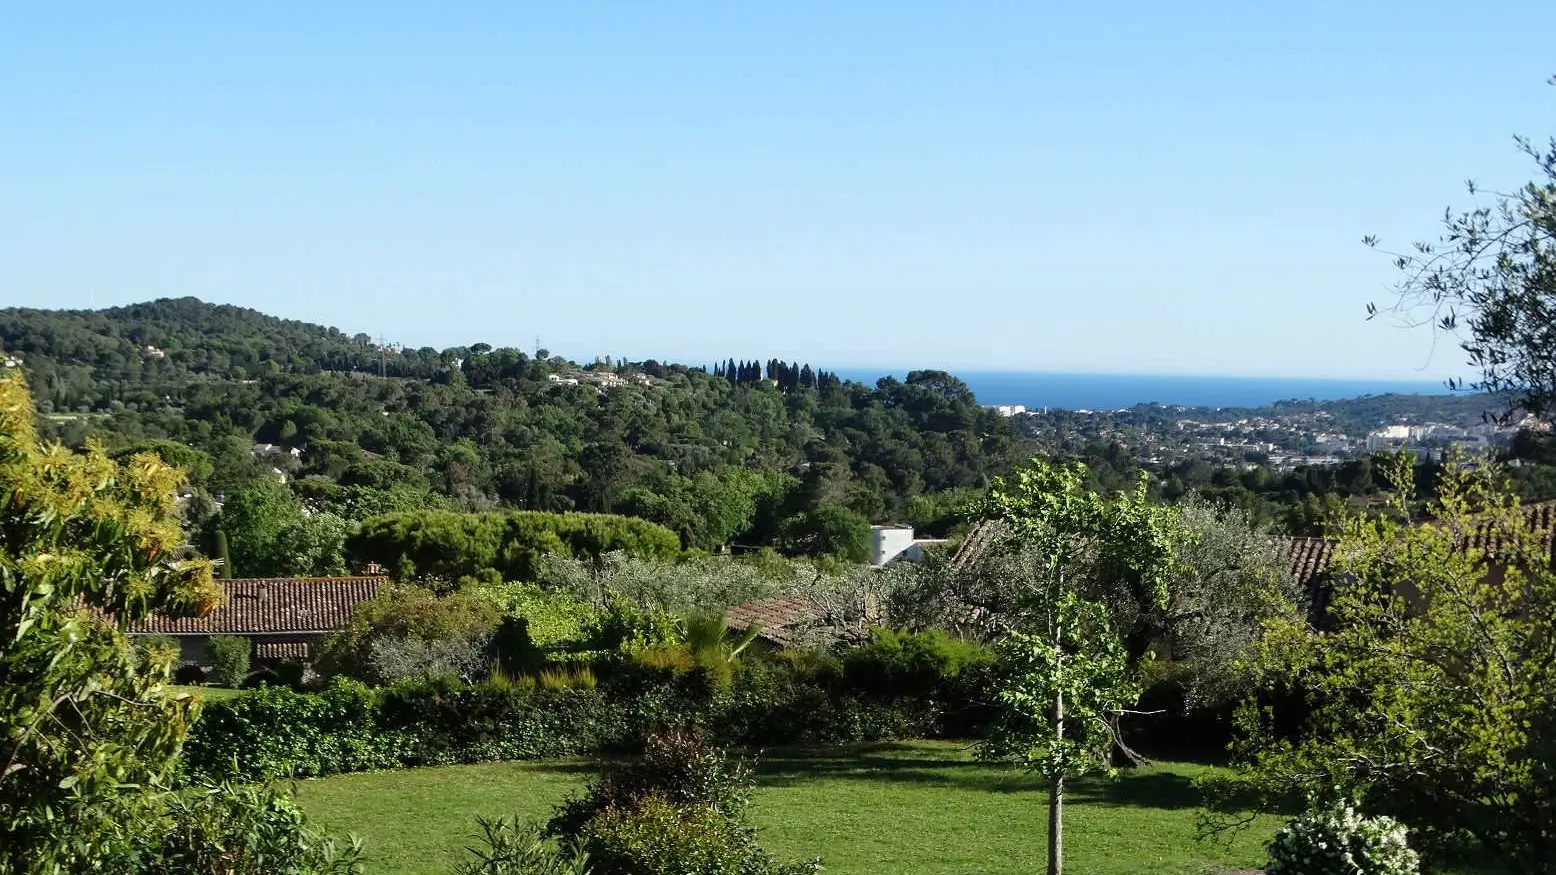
[3,370,1551,875]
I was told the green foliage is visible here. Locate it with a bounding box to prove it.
[214,528,233,578]
[974,458,1185,875]
[454,818,590,875]
[476,582,601,650]
[0,371,222,872]
[152,779,366,875]
[278,511,354,578]
[216,478,304,577]
[538,552,784,617]
[551,732,819,875]
[981,593,1138,781]
[349,510,682,588]
[208,635,254,688]
[184,679,617,782]
[0,371,356,874]
[1266,801,1419,875]
[1218,457,1556,872]
[841,627,994,699]
[580,798,817,875]
[776,503,870,562]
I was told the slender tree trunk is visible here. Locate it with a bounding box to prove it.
[1049,771,1064,875]
[1049,609,1065,875]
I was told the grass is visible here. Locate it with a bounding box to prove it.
[296,741,1277,875]
[170,684,247,702]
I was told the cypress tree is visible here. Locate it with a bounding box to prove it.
[214,529,233,579]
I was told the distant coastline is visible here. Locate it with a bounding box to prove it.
[834,369,1455,411]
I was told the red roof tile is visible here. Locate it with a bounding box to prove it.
[255,641,312,661]
[1278,536,1339,589]
[725,596,817,647]
[128,577,385,636]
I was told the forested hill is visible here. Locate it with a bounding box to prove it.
[3,297,1030,552]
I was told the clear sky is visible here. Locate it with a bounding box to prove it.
[3,3,1552,379]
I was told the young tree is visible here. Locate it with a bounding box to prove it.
[1217,456,1556,872]
[0,371,221,869]
[975,460,1181,875]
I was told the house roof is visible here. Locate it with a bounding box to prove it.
[1279,537,1339,589]
[127,577,385,636]
[725,596,817,647]
[255,641,312,661]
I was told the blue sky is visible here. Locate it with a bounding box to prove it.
[2,3,1552,379]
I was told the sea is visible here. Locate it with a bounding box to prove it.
[834,370,1451,411]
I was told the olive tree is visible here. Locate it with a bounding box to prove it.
[1368,80,1556,418]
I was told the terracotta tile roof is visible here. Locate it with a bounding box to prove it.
[1461,500,1556,553]
[1278,536,1339,589]
[725,596,818,647]
[127,577,385,636]
[254,641,311,661]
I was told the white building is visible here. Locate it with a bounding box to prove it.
[869,525,949,566]
[990,405,1027,417]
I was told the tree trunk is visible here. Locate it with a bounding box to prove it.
[1049,614,1065,875]
[1048,771,1064,875]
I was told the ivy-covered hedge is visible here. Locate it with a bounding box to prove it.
[182,640,998,782]
[348,509,683,586]
[182,679,620,782]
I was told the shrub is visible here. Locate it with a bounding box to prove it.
[315,585,501,683]
[558,732,819,875]
[841,627,994,698]
[579,797,773,875]
[183,679,404,782]
[1267,801,1420,875]
[152,779,365,875]
[454,817,590,875]
[208,635,253,688]
[368,634,492,685]
[174,663,208,685]
[549,732,754,843]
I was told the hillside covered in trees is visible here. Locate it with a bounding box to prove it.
[2,297,1030,561]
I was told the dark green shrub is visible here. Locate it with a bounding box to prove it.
[174,663,207,685]
[580,797,791,875]
[208,635,252,688]
[549,731,753,842]
[183,679,404,781]
[558,731,820,875]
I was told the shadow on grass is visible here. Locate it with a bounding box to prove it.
[1066,771,1203,811]
[746,743,1206,810]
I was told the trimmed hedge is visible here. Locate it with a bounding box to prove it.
[348,509,682,586]
[183,642,998,782]
[183,678,617,782]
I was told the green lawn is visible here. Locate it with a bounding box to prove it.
[171,684,247,702]
[297,741,1277,875]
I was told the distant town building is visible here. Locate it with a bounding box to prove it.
[990,405,1027,417]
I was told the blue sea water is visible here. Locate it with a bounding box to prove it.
[835,370,1451,411]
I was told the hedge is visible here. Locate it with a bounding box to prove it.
[347,509,682,585]
[181,646,993,783]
